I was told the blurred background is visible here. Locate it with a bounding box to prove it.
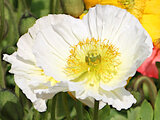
[0,0,160,120]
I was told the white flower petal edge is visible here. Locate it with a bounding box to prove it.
[101,87,136,110]
[3,18,70,111]
[70,92,106,109]
[32,5,153,110]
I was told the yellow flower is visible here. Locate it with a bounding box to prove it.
[84,0,99,9]
[83,0,160,42]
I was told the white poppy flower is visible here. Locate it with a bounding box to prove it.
[3,14,106,112]
[32,5,153,110]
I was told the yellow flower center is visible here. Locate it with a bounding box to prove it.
[85,50,101,66]
[65,38,121,88]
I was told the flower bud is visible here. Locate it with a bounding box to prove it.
[18,14,36,36]
[60,0,84,17]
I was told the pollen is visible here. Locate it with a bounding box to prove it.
[65,38,121,88]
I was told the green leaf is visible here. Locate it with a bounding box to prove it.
[111,115,127,120]
[0,90,23,120]
[0,90,18,110]
[84,109,91,120]
[131,91,142,105]
[31,0,50,17]
[23,107,34,120]
[127,107,140,120]
[154,90,160,120]
[138,100,153,120]
[6,74,15,87]
[99,105,110,120]
[104,109,127,120]
[55,92,75,120]
[55,93,65,119]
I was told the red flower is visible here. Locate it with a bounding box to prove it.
[137,46,160,79]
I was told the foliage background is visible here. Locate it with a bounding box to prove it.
[0,0,160,120]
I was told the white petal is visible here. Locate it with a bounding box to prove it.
[82,5,128,41]
[17,33,36,63]
[33,16,90,81]
[29,14,71,39]
[34,81,68,100]
[70,92,106,109]
[83,5,152,89]
[33,99,47,112]
[3,53,67,112]
[101,88,136,110]
[33,32,68,81]
[79,97,106,109]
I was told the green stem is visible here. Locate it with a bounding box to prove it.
[22,0,29,12]
[75,100,83,120]
[49,0,53,13]
[34,110,40,120]
[134,76,157,106]
[17,0,24,20]
[62,93,71,120]
[51,95,57,120]
[0,0,4,42]
[15,85,19,97]
[5,0,19,45]
[50,0,57,14]
[0,49,5,88]
[93,100,99,120]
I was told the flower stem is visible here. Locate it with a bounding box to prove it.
[62,92,71,120]
[134,76,157,107]
[51,95,57,120]
[0,0,4,42]
[15,85,20,97]
[5,0,19,45]
[49,0,53,13]
[75,100,83,120]
[0,50,5,88]
[93,100,99,120]
[50,0,57,14]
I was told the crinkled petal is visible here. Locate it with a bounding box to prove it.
[101,87,136,110]
[70,92,106,109]
[79,97,106,109]
[3,53,67,112]
[33,99,47,112]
